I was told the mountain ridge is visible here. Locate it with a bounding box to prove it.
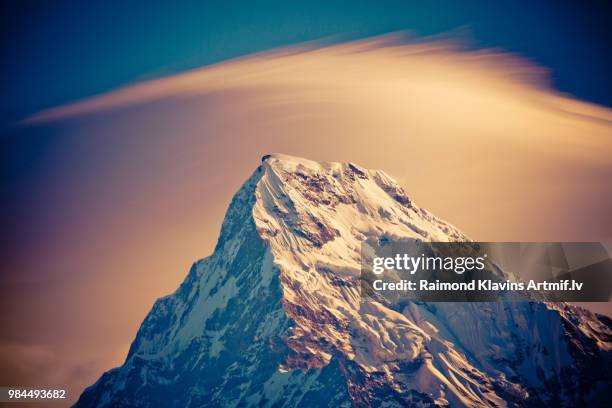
[75,154,612,407]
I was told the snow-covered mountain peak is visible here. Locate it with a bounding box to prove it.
[256,153,466,248]
[251,155,611,405]
[76,155,612,408]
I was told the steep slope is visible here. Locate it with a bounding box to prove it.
[76,154,611,407]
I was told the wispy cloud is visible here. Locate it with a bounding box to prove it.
[24,33,612,126]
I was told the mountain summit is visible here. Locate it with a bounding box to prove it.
[76,154,611,407]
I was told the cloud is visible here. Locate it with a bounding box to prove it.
[23,33,611,126]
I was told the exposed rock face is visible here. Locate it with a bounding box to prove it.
[76,154,611,407]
